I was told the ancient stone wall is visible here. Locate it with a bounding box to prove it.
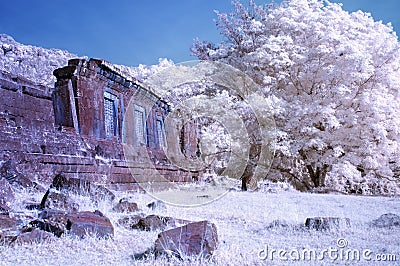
[0,59,200,191]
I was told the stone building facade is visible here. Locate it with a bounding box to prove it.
[0,58,199,190]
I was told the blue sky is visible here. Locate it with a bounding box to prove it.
[0,0,399,66]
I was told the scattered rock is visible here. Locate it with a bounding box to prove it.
[30,210,68,238]
[118,214,144,228]
[28,209,69,237]
[131,215,175,231]
[12,228,55,245]
[147,200,166,211]
[266,219,290,229]
[0,213,17,232]
[371,213,400,228]
[113,199,138,213]
[155,221,218,259]
[90,185,115,202]
[29,219,65,237]
[0,233,17,246]
[0,178,14,208]
[40,189,79,212]
[66,210,114,239]
[123,215,191,231]
[132,248,155,261]
[0,160,33,189]
[305,217,351,231]
[0,203,10,213]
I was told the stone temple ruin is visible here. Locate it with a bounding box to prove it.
[0,58,200,191]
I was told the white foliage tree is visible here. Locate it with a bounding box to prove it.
[192,0,400,194]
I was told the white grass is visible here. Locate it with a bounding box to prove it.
[1,184,400,265]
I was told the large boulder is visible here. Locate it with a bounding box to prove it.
[305,217,351,231]
[371,213,400,228]
[60,176,91,195]
[154,221,218,259]
[30,209,116,238]
[66,210,114,239]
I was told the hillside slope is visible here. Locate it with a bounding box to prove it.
[0,34,174,87]
[0,34,78,87]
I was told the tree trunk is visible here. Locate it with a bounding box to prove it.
[299,149,328,188]
[305,164,328,188]
[241,178,247,191]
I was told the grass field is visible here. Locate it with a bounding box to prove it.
[1,182,400,265]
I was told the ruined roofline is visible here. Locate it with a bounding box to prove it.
[88,58,138,83]
[91,58,165,105]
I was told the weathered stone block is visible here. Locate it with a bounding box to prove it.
[53,65,76,79]
[66,210,114,239]
[131,215,174,231]
[13,228,55,245]
[0,213,17,232]
[305,217,351,231]
[112,200,138,213]
[117,214,144,228]
[155,221,218,259]
[371,213,400,228]
[147,200,166,211]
